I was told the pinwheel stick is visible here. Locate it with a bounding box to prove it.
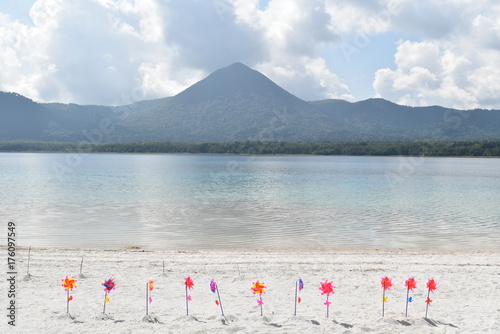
[66,290,70,314]
[405,287,410,317]
[259,296,263,316]
[185,284,189,316]
[215,284,225,317]
[103,291,108,314]
[294,280,298,316]
[326,295,330,318]
[425,288,431,318]
[146,282,149,316]
[382,284,386,317]
[27,246,32,276]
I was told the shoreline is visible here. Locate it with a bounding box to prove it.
[4,245,500,254]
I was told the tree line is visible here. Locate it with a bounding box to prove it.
[1,140,500,157]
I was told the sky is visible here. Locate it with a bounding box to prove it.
[0,0,499,109]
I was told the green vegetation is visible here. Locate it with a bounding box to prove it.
[1,140,500,157]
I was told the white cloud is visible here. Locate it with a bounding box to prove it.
[371,1,500,109]
[0,0,499,108]
[235,0,352,100]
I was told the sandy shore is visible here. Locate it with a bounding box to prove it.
[1,247,499,333]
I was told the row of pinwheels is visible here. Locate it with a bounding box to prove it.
[61,276,438,318]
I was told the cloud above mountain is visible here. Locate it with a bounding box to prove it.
[0,0,499,109]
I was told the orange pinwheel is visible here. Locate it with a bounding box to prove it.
[251,281,267,316]
[251,281,266,295]
[61,276,77,314]
[61,276,77,291]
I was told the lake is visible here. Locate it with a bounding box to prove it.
[1,152,499,250]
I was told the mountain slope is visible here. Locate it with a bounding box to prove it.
[1,63,500,142]
[121,62,333,142]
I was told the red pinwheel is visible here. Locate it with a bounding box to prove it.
[425,278,438,318]
[319,280,335,295]
[426,278,437,292]
[381,276,393,290]
[405,277,417,291]
[319,280,336,318]
[404,277,417,317]
[185,276,194,315]
[61,276,77,314]
[380,276,392,317]
[185,277,194,290]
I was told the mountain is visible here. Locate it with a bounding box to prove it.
[0,92,52,140]
[121,62,331,142]
[1,62,500,142]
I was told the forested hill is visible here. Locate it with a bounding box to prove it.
[1,63,500,143]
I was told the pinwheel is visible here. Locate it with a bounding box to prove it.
[185,277,194,315]
[380,276,392,317]
[404,277,417,317]
[102,277,116,314]
[319,280,336,318]
[210,279,225,317]
[294,278,304,316]
[146,279,154,316]
[425,278,437,318]
[61,276,77,314]
[251,281,266,316]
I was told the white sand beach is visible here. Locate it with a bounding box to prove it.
[2,247,499,333]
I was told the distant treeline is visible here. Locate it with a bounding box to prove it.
[1,140,500,157]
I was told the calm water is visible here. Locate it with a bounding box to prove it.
[1,153,499,250]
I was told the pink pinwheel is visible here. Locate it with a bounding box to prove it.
[319,280,336,318]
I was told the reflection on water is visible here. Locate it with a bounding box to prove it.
[1,153,499,250]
